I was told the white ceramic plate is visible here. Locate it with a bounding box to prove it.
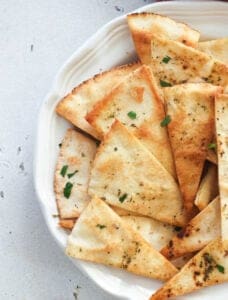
[34,1,228,299]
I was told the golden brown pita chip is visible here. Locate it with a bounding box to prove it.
[151,238,228,300]
[164,83,221,213]
[56,63,140,139]
[150,35,213,87]
[122,216,176,251]
[198,38,228,65]
[215,93,228,240]
[127,13,199,64]
[66,197,177,280]
[195,164,218,211]
[161,197,220,259]
[54,129,97,218]
[88,120,187,226]
[86,65,176,177]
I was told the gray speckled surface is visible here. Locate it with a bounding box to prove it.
[0,1,154,299]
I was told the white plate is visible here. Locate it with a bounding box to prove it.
[34,1,228,299]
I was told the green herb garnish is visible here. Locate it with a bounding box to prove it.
[208,143,216,150]
[216,264,225,273]
[63,182,73,199]
[119,193,128,203]
[162,56,171,64]
[127,111,137,120]
[160,79,172,87]
[58,143,62,148]
[67,170,78,178]
[60,165,68,177]
[160,115,171,127]
[96,224,106,229]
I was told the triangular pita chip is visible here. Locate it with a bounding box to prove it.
[127,13,199,64]
[150,238,228,300]
[122,216,176,251]
[150,35,228,91]
[86,65,175,177]
[198,38,228,65]
[215,93,228,240]
[88,120,187,226]
[150,35,213,87]
[161,197,220,259]
[195,164,218,211]
[66,197,177,280]
[164,83,221,213]
[56,62,140,139]
[54,129,97,218]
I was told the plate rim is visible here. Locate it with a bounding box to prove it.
[34,1,228,299]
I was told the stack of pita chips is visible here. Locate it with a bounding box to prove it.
[53,11,228,299]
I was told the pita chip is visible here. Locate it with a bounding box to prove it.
[164,83,221,213]
[122,216,176,251]
[151,238,228,300]
[198,38,228,65]
[127,13,199,64]
[54,129,97,218]
[88,120,187,226]
[66,197,178,280]
[150,35,213,87]
[195,164,218,211]
[86,65,176,177]
[150,35,228,91]
[161,197,220,259]
[215,93,228,240]
[56,62,140,139]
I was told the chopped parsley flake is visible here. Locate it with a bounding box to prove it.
[63,182,73,199]
[58,143,62,148]
[162,56,171,64]
[60,165,68,177]
[216,264,225,273]
[160,79,172,87]
[208,143,216,150]
[67,170,78,178]
[127,111,137,120]
[119,193,128,203]
[160,115,171,127]
[96,224,106,229]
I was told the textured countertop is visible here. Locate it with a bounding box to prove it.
[0,1,155,299]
